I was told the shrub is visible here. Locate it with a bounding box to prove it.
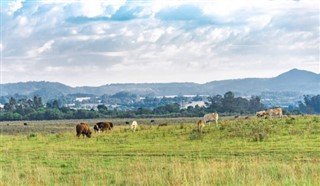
[285,118,295,125]
[312,117,320,123]
[249,125,268,142]
[27,133,37,139]
[189,130,203,141]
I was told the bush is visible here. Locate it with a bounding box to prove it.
[249,125,269,142]
[285,118,296,124]
[27,133,37,139]
[189,130,204,140]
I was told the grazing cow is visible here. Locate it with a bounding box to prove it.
[158,123,168,127]
[244,116,250,119]
[93,124,101,133]
[266,108,283,119]
[76,123,92,138]
[151,120,155,123]
[203,112,219,126]
[234,115,239,119]
[95,122,113,132]
[23,122,28,126]
[256,110,267,118]
[197,119,205,133]
[131,121,138,132]
[125,121,130,125]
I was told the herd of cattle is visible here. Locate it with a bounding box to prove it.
[76,107,284,138]
[255,107,283,119]
[76,121,138,138]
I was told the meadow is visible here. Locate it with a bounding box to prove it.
[0,116,319,185]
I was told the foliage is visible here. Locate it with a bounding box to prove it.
[2,92,318,121]
[299,95,320,114]
[206,92,265,114]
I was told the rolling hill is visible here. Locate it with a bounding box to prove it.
[2,69,319,98]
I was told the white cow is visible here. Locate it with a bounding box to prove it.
[266,108,283,119]
[203,112,219,126]
[256,110,267,118]
[131,121,138,132]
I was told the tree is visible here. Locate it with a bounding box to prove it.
[4,97,17,112]
[222,91,236,113]
[234,97,249,114]
[47,100,59,109]
[97,104,108,112]
[44,109,63,120]
[33,96,43,109]
[299,95,320,114]
[153,103,180,114]
[248,96,265,112]
[206,95,223,112]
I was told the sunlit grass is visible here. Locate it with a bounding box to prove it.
[1,116,319,185]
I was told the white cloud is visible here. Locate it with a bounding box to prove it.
[1,0,319,86]
[27,40,55,57]
[6,0,25,15]
[66,0,126,18]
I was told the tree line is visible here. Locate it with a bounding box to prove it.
[0,92,319,121]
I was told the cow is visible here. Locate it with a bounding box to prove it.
[203,112,219,126]
[93,124,101,133]
[256,110,267,118]
[76,123,92,138]
[266,108,283,119]
[151,120,155,123]
[23,122,28,126]
[95,122,113,132]
[131,121,138,132]
[197,119,205,133]
[125,121,130,125]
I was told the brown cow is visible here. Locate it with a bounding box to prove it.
[96,121,113,132]
[76,123,92,138]
[197,119,205,133]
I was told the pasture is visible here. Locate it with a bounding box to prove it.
[0,116,320,185]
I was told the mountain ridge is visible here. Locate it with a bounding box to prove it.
[2,69,319,97]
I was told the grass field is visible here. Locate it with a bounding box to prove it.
[1,116,320,185]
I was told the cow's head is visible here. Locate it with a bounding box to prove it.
[86,130,92,138]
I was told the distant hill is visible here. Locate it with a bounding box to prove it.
[2,69,319,98]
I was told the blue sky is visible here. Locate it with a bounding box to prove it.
[1,0,319,86]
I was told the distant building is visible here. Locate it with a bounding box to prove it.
[75,97,91,102]
[181,101,206,109]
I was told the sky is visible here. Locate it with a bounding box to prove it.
[1,0,319,87]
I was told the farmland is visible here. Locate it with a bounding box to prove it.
[0,116,320,185]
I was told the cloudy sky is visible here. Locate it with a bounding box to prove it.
[1,0,319,87]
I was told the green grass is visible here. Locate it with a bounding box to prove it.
[0,116,320,185]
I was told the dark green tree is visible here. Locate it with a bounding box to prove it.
[206,95,223,112]
[4,97,17,112]
[222,91,236,113]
